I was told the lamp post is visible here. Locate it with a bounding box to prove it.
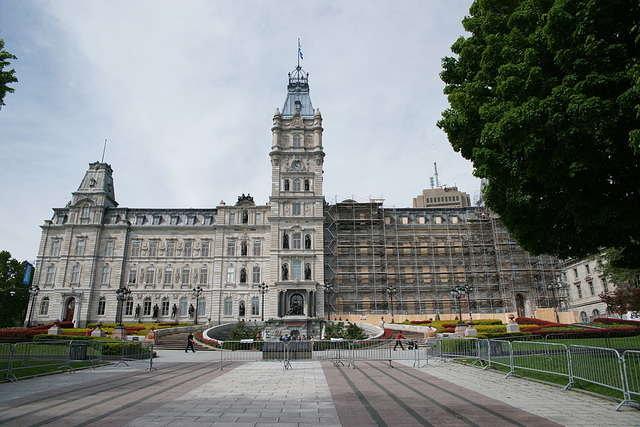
[114,287,131,339]
[547,282,561,323]
[323,283,335,321]
[27,285,39,328]
[450,285,473,326]
[258,282,268,321]
[192,286,203,324]
[386,284,397,323]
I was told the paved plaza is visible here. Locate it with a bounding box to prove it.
[0,350,637,426]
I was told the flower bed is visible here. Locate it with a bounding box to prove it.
[592,317,640,327]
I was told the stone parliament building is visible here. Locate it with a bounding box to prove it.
[26,65,563,330]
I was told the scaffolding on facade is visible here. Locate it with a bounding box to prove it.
[323,200,562,318]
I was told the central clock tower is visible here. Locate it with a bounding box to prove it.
[266,65,325,337]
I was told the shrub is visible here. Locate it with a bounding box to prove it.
[592,317,640,327]
[515,317,563,327]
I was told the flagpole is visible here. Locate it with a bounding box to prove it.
[297,38,300,68]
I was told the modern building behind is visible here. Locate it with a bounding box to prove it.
[26,65,564,328]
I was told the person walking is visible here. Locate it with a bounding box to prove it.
[393,332,405,350]
[185,332,196,353]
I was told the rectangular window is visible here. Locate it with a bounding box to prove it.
[255,213,261,225]
[101,266,110,284]
[105,241,114,256]
[162,300,170,316]
[97,298,106,315]
[71,266,80,283]
[182,267,190,284]
[292,260,302,280]
[81,206,90,218]
[226,266,235,283]
[50,241,60,257]
[153,215,161,225]
[146,268,155,284]
[224,298,232,316]
[227,241,235,256]
[573,268,579,279]
[128,268,137,284]
[183,241,192,257]
[588,281,595,296]
[75,239,85,256]
[136,215,145,225]
[143,299,151,316]
[40,298,49,316]
[125,300,134,316]
[229,213,235,225]
[45,267,55,284]
[576,285,583,299]
[201,241,210,257]
[166,242,175,257]
[252,266,260,283]
[149,241,158,257]
[292,203,301,216]
[131,241,141,257]
[200,267,208,284]
[292,233,301,249]
[586,264,591,274]
[252,297,259,316]
[253,241,261,256]
[198,299,206,317]
[164,267,172,284]
[602,278,609,293]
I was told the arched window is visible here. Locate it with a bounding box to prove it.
[305,235,311,249]
[128,267,137,284]
[304,179,310,191]
[179,297,188,316]
[592,309,600,317]
[580,311,589,323]
[240,268,247,283]
[40,297,50,316]
[293,179,301,191]
[224,297,233,316]
[284,179,290,191]
[97,297,106,315]
[161,298,170,316]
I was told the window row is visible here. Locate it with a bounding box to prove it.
[283,178,311,192]
[282,233,312,250]
[127,213,214,226]
[280,261,312,281]
[227,240,262,256]
[128,265,209,285]
[223,296,260,317]
[131,240,211,257]
[225,266,262,284]
[227,210,263,225]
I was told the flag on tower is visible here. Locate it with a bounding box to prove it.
[298,39,303,60]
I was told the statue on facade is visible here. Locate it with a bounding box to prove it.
[171,304,177,319]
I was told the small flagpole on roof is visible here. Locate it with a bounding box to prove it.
[101,138,107,163]
[298,38,303,68]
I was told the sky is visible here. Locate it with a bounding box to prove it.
[0,0,478,263]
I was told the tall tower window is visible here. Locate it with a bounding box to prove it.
[292,203,301,216]
[229,213,235,225]
[293,134,302,147]
[167,242,175,257]
[128,267,137,284]
[71,265,81,284]
[161,298,170,316]
[146,266,155,284]
[292,233,301,249]
[75,239,85,256]
[201,241,210,257]
[253,241,262,256]
[183,241,192,257]
[226,266,235,283]
[255,213,262,225]
[224,297,233,316]
[292,260,302,280]
[45,266,55,284]
[293,179,301,191]
[252,266,260,283]
[227,241,236,256]
[105,241,114,256]
[40,297,50,316]
[97,297,106,315]
[101,266,110,284]
[149,241,158,257]
[164,267,173,284]
[131,241,141,257]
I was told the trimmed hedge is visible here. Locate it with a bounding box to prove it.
[592,317,640,327]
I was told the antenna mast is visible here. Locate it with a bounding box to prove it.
[101,139,107,163]
[434,162,440,188]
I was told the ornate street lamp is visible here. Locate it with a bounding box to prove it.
[113,286,131,339]
[547,282,562,323]
[192,286,203,324]
[27,285,40,328]
[386,284,397,323]
[450,285,473,327]
[323,283,335,321]
[258,282,268,321]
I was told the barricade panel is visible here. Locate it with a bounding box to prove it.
[7,341,70,379]
[622,350,640,407]
[0,343,13,380]
[569,345,625,397]
[510,341,570,379]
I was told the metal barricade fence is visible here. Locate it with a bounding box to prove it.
[313,340,351,367]
[620,350,640,410]
[0,343,14,380]
[509,341,571,386]
[484,339,512,372]
[568,345,625,399]
[219,340,280,370]
[6,341,71,381]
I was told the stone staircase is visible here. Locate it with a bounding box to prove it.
[154,332,217,352]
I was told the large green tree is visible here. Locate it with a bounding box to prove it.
[0,38,18,109]
[438,0,640,264]
[0,251,29,328]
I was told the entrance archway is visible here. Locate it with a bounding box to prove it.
[515,294,525,318]
[64,298,76,323]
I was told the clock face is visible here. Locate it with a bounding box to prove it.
[291,160,302,171]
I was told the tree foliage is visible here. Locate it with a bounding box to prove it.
[0,39,18,109]
[0,251,29,328]
[599,285,640,315]
[438,0,640,263]
[596,247,640,284]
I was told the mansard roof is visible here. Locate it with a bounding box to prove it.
[281,65,314,118]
